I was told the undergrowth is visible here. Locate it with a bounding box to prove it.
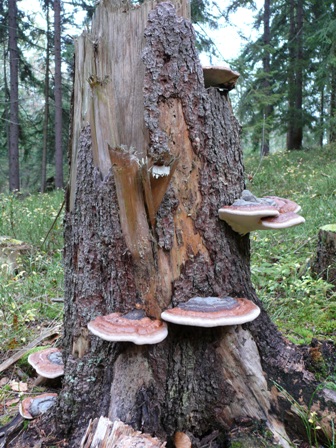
[245,145,336,345]
[0,191,64,359]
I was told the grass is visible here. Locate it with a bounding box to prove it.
[0,191,64,357]
[244,145,336,345]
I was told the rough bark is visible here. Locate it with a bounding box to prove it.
[8,0,20,192]
[23,1,334,447]
[312,224,336,286]
[54,0,63,189]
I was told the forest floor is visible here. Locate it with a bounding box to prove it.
[0,145,335,446]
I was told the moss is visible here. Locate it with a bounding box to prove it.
[18,346,51,370]
[321,224,336,232]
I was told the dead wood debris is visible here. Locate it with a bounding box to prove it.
[80,417,166,447]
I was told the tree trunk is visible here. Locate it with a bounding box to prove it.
[41,0,50,193]
[294,0,303,148]
[54,0,63,189]
[287,0,303,150]
[329,1,336,143]
[261,0,271,156]
[312,224,336,286]
[16,1,333,446]
[8,0,20,191]
[319,84,325,147]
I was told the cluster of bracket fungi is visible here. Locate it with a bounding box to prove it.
[86,187,304,347]
[19,348,64,420]
[218,189,305,235]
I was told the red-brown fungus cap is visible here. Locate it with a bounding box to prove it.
[218,203,279,235]
[19,393,57,419]
[203,65,240,89]
[260,212,305,229]
[161,297,260,327]
[264,196,301,214]
[28,347,64,379]
[87,309,168,345]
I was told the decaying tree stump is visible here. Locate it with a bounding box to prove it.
[312,224,336,286]
[11,1,334,447]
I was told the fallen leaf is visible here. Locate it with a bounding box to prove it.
[0,377,9,386]
[6,398,20,407]
[9,380,28,392]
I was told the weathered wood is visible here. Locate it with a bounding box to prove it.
[80,417,166,448]
[0,413,24,448]
[312,224,336,285]
[69,0,190,210]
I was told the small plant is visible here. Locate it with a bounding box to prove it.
[274,381,336,448]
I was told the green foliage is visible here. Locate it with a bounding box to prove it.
[245,145,336,344]
[232,0,336,151]
[0,191,64,354]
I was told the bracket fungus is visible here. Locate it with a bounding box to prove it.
[161,296,260,327]
[28,347,64,379]
[218,190,305,235]
[19,392,57,420]
[87,309,168,345]
[203,65,240,90]
[260,211,305,229]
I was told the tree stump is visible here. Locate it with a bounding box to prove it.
[312,224,336,285]
[11,1,335,447]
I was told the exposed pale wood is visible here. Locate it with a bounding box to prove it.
[80,417,166,448]
[69,0,190,211]
[0,326,61,373]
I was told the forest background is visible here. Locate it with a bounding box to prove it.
[2,0,336,193]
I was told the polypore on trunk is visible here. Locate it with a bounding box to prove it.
[87,309,168,345]
[28,347,64,379]
[218,190,305,234]
[161,296,260,327]
[203,65,240,90]
[19,393,57,420]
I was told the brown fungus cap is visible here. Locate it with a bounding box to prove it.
[28,347,64,379]
[260,211,305,229]
[203,65,240,89]
[161,297,260,327]
[19,392,57,420]
[264,196,301,214]
[218,190,304,234]
[87,309,168,345]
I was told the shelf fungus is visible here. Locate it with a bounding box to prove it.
[19,392,57,420]
[203,65,240,90]
[28,347,64,379]
[161,296,260,327]
[87,309,168,345]
[218,190,305,235]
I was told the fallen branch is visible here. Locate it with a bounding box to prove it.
[0,325,61,373]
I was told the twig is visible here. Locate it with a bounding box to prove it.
[40,199,65,249]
